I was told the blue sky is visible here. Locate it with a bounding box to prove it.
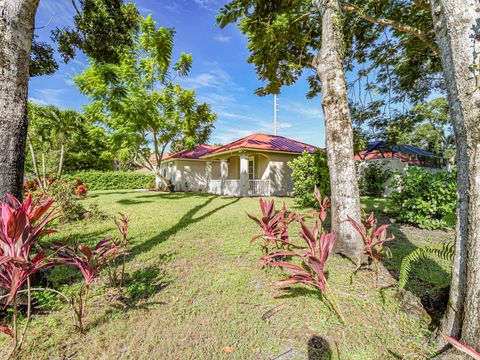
[30,0,328,147]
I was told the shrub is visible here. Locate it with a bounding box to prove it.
[288,149,330,208]
[63,171,155,190]
[359,162,392,197]
[389,167,456,229]
[46,180,87,223]
[0,194,59,354]
[75,185,88,198]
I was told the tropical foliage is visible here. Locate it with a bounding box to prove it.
[75,15,216,188]
[390,167,456,229]
[359,162,392,197]
[0,195,58,355]
[63,171,155,191]
[399,241,454,289]
[248,191,346,322]
[288,149,330,208]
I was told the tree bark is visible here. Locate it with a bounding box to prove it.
[313,0,363,259]
[0,0,39,201]
[430,0,480,352]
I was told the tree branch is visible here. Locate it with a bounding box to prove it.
[341,3,439,55]
[412,0,431,10]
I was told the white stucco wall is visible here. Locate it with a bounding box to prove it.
[266,153,297,196]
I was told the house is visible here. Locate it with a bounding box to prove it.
[355,140,446,171]
[159,133,318,196]
[355,141,447,196]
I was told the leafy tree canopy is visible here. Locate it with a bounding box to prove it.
[217,0,442,104]
[31,0,140,77]
[75,15,216,184]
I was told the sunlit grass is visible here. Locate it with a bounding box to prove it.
[8,191,453,359]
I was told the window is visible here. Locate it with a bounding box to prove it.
[248,157,254,180]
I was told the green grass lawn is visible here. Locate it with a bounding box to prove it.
[11,191,453,359]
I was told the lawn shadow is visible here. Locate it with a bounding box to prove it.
[366,207,452,327]
[129,195,241,257]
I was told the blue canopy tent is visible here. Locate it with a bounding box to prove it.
[361,141,445,168]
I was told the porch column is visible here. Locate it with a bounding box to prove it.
[220,159,228,195]
[240,154,249,196]
[205,161,212,193]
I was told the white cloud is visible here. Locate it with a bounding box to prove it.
[194,0,221,11]
[29,97,49,106]
[280,100,323,120]
[214,34,231,43]
[31,88,67,107]
[183,67,245,93]
[64,78,75,87]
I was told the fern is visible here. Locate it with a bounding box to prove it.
[399,242,455,289]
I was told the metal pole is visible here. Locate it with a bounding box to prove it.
[273,94,277,135]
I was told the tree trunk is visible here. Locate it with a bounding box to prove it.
[313,0,363,259]
[430,0,480,352]
[41,151,47,190]
[27,136,44,192]
[57,141,65,180]
[0,0,39,201]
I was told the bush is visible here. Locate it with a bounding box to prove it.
[46,180,87,222]
[63,171,155,190]
[359,162,392,197]
[389,167,456,229]
[288,149,330,208]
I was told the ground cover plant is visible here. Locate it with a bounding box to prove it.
[0,190,453,359]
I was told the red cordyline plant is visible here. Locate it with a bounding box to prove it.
[312,186,331,225]
[53,237,125,333]
[107,212,130,287]
[0,194,59,356]
[262,220,344,322]
[249,193,344,322]
[346,212,395,282]
[247,199,298,259]
[441,333,480,359]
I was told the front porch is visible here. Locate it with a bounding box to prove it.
[205,153,272,196]
[207,179,271,196]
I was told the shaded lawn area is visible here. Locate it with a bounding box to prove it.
[14,191,452,359]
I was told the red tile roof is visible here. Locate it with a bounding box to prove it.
[354,151,416,163]
[204,133,317,156]
[163,144,221,160]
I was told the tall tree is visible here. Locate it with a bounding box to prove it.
[312,0,363,258]
[428,0,480,353]
[75,16,216,190]
[0,0,139,200]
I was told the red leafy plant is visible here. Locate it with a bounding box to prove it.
[0,194,58,356]
[247,199,297,260]
[75,185,88,198]
[249,193,344,322]
[107,212,130,287]
[346,212,395,281]
[440,333,480,359]
[311,186,331,225]
[53,237,125,333]
[263,220,344,322]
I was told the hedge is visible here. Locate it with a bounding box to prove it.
[63,171,155,191]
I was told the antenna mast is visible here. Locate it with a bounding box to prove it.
[273,94,277,135]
